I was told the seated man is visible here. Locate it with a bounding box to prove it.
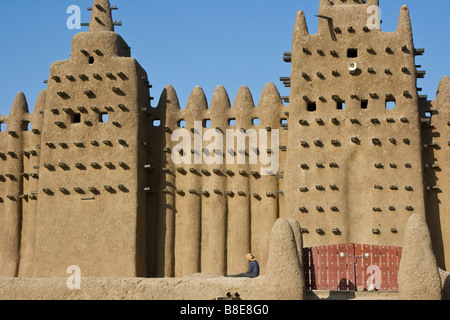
[225,253,260,278]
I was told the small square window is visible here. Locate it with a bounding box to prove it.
[0,123,6,132]
[72,113,81,124]
[386,100,396,110]
[21,121,31,131]
[178,120,186,128]
[203,119,211,128]
[228,118,236,126]
[361,100,369,109]
[252,118,260,125]
[153,119,161,127]
[347,48,358,58]
[307,102,317,112]
[337,101,346,110]
[100,113,109,123]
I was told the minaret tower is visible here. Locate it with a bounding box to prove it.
[284,0,426,248]
[34,0,151,277]
[0,93,28,277]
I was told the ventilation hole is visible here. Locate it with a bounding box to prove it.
[72,113,81,124]
[361,100,368,109]
[307,102,317,112]
[203,119,211,128]
[21,121,31,131]
[100,113,109,123]
[386,100,396,110]
[337,101,346,110]
[347,48,358,58]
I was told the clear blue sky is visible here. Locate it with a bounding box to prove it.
[0,0,448,114]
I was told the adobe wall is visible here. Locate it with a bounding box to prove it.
[284,1,426,248]
[148,83,288,277]
[33,2,151,277]
[423,76,450,271]
[17,91,46,278]
[0,91,45,277]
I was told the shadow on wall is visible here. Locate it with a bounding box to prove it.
[442,270,450,300]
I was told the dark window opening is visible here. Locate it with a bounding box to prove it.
[307,102,317,112]
[361,100,369,109]
[88,56,95,64]
[337,101,346,110]
[347,48,358,58]
[21,121,31,131]
[72,113,81,124]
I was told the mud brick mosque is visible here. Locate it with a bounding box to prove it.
[0,0,448,300]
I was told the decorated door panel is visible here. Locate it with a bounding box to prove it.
[303,244,402,291]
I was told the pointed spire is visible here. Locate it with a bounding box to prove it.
[34,90,47,114]
[89,0,114,32]
[258,83,282,109]
[185,86,208,114]
[210,86,231,111]
[397,5,413,36]
[292,10,309,51]
[158,85,181,112]
[209,86,231,128]
[233,86,255,109]
[437,76,450,94]
[9,92,29,117]
[434,76,450,105]
[293,10,309,39]
[30,90,46,132]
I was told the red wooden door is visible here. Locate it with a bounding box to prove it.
[318,246,328,290]
[338,244,348,290]
[303,243,402,291]
[347,243,356,291]
[327,245,338,290]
